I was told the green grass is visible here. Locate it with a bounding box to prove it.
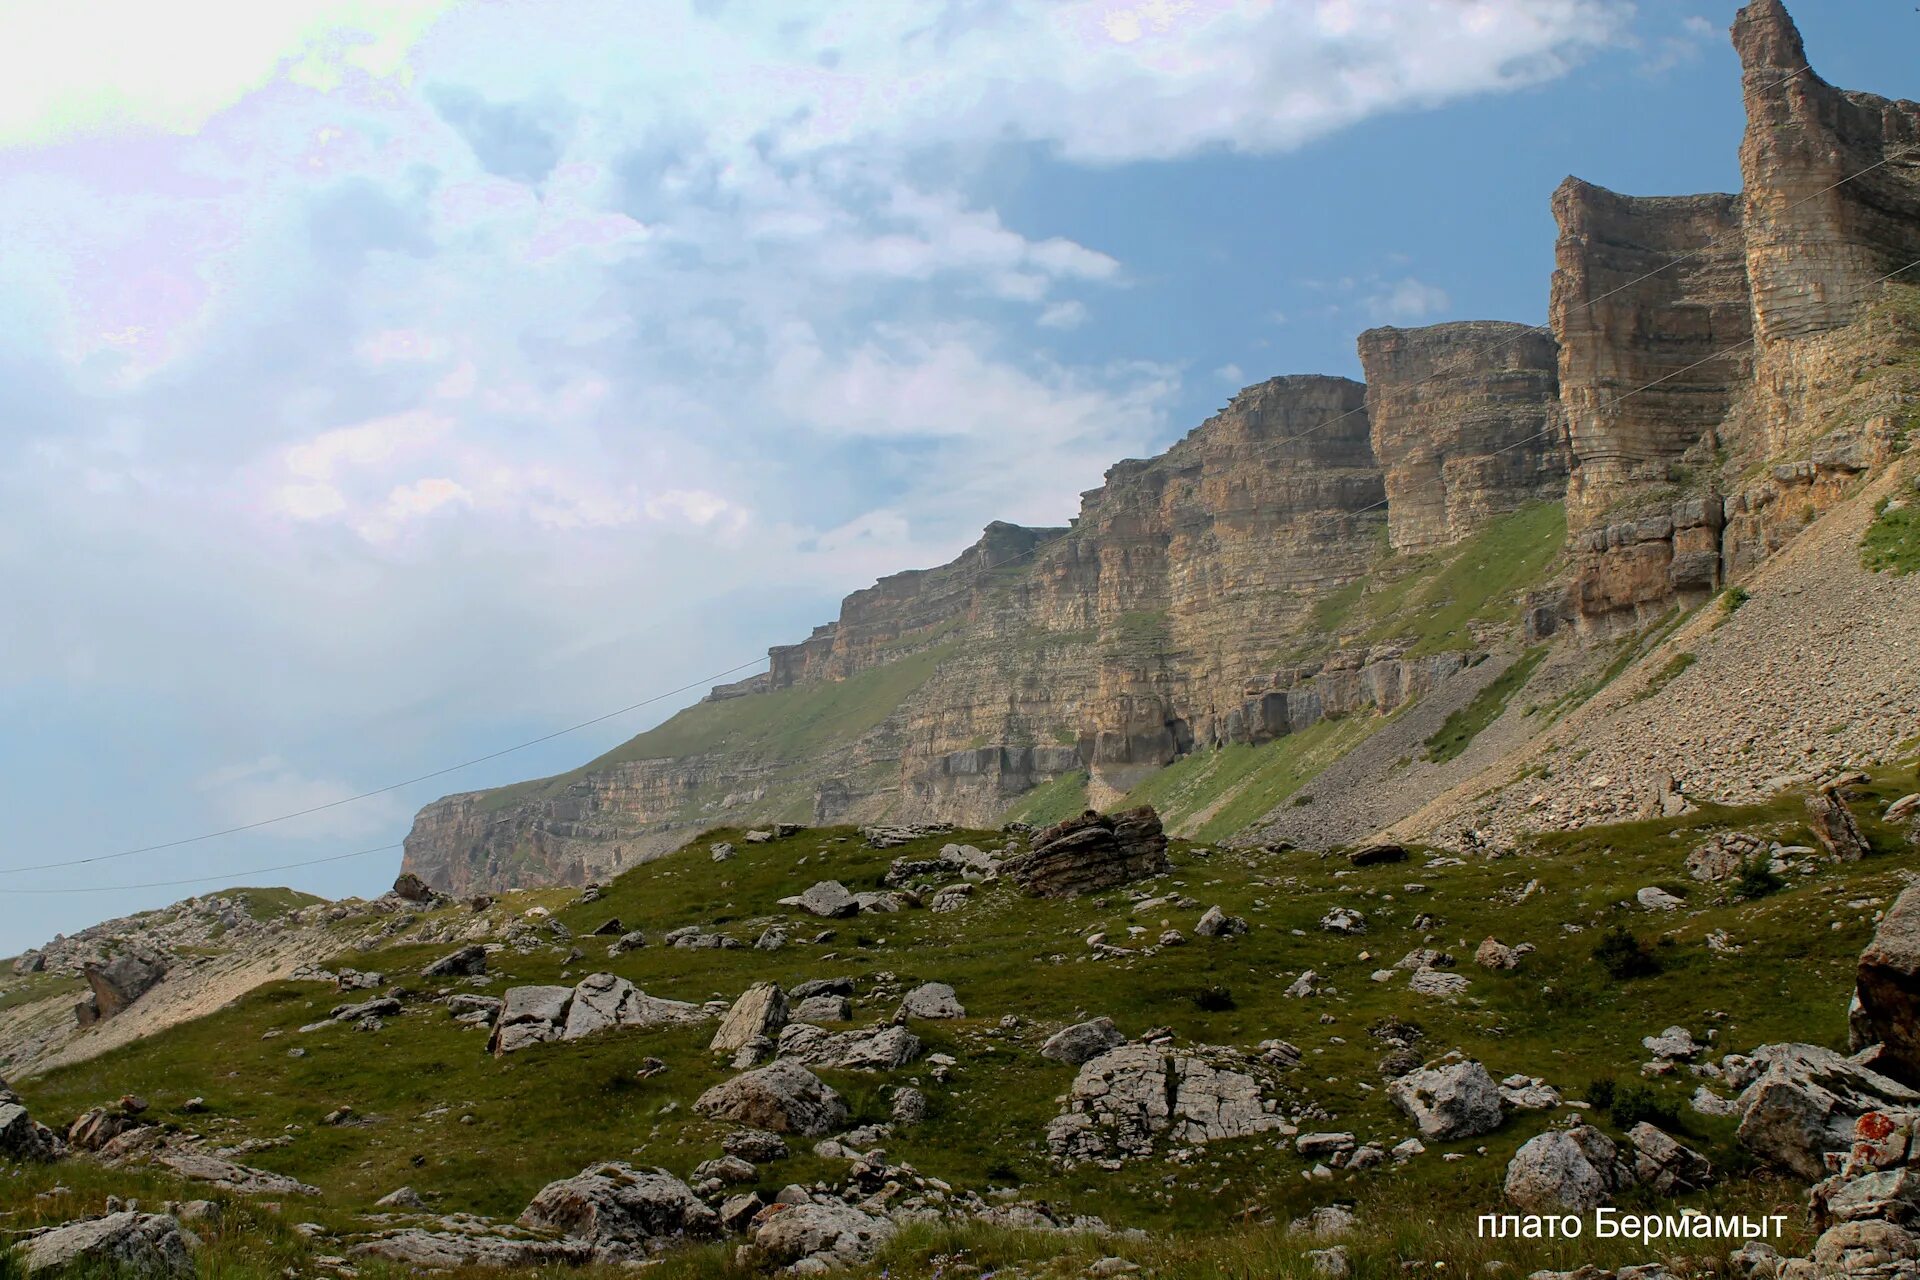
[1356,503,1567,655]
[1117,715,1372,842]
[1424,647,1546,764]
[1635,651,1698,701]
[1863,494,1920,575]
[0,969,84,1017]
[478,643,956,814]
[227,887,326,919]
[12,766,1919,1277]
[1002,771,1089,827]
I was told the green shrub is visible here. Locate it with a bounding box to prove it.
[1605,1081,1683,1131]
[1721,585,1751,613]
[1585,1077,1617,1111]
[1735,857,1785,899]
[1192,984,1236,1012]
[1593,927,1663,980]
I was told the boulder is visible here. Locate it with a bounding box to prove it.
[1806,790,1870,862]
[712,983,789,1053]
[1002,808,1170,898]
[518,1162,717,1252]
[1627,1122,1712,1194]
[898,982,965,1020]
[751,1202,895,1270]
[153,1149,320,1196]
[1041,1018,1126,1066]
[695,1062,849,1136]
[1505,1125,1633,1212]
[15,1212,195,1278]
[1408,969,1471,998]
[79,951,168,1023]
[1736,1044,1920,1178]
[1474,938,1520,970]
[0,1093,64,1162]
[422,945,487,978]
[488,984,574,1055]
[1855,884,1920,1087]
[1194,906,1250,938]
[777,1023,921,1072]
[723,1129,790,1164]
[1348,843,1409,867]
[1319,907,1366,934]
[392,872,435,903]
[349,1228,591,1269]
[1641,1026,1702,1061]
[792,995,850,1023]
[785,882,859,919]
[1045,1045,1284,1164]
[1685,831,1768,882]
[1635,886,1683,911]
[1387,1059,1505,1141]
[1809,1219,1920,1272]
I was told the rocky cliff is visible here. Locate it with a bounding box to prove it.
[1358,322,1566,551]
[402,0,1920,894]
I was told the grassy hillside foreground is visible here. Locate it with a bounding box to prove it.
[5,761,1918,1278]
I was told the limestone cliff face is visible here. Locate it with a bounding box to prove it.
[1358,322,1566,550]
[403,0,1920,892]
[1562,0,1920,632]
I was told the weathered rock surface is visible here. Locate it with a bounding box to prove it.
[1505,1124,1634,1212]
[1387,1059,1505,1141]
[751,1202,895,1271]
[75,951,168,1027]
[1627,1122,1713,1194]
[712,983,789,1054]
[1003,809,1169,898]
[16,1212,195,1278]
[517,1162,717,1252]
[1041,1018,1126,1066]
[1855,885,1920,1086]
[0,1088,65,1162]
[1045,1045,1285,1164]
[695,1062,849,1136]
[348,1227,593,1270]
[1359,321,1566,551]
[897,982,964,1020]
[1735,1043,1920,1178]
[776,1023,922,1072]
[152,1148,321,1196]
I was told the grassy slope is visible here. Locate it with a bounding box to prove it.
[1424,648,1546,764]
[11,759,1918,1276]
[478,643,956,814]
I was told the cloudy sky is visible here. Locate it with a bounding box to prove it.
[0,1,1905,954]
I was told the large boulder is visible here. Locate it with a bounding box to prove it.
[0,1089,65,1162]
[1386,1058,1505,1141]
[1002,807,1170,898]
[751,1202,895,1270]
[422,945,487,978]
[897,982,964,1020]
[15,1212,195,1278]
[1806,790,1870,862]
[784,882,859,918]
[1628,1122,1713,1194]
[711,983,789,1053]
[1041,1018,1126,1066]
[488,984,574,1055]
[695,1062,849,1136]
[776,1023,921,1072]
[518,1163,717,1253]
[77,951,167,1025]
[1855,884,1920,1087]
[392,871,436,903]
[1505,1125,1633,1213]
[1735,1043,1920,1178]
[1044,1045,1284,1164]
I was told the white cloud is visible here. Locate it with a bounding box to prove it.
[0,0,455,147]
[1367,277,1453,323]
[1215,363,1245,385]
[194,756,409,841]
[1038,300,1090,330]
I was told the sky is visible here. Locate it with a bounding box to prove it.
[0,1,1910,956]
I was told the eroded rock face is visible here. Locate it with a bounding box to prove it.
[16,1212,195,1279]
[776,1023,922,1072]
[1386,1059,1505,1142]
[695,1062,849,1136]
[751,1202,895,1271]
[76,951,168,1026]
[517,1163,717,1253]
[1045,1045,1285,1164]
[1505,1124,1634,1213]
[1735,1044,1920,1178]
[1004,808,1169,898]
[1854,886,1920,1087]
[1358,322,1566,551]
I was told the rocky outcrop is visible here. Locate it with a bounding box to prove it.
[1003,808,1169,898]
[1386,1058,1505,1141]
[695,1061,849,1136]
[1044,1045,1286,1164]
[14,1212,196,1279]
[1505,1124,1634,1213]
[517,1163,717,1253]
[1855,886,1920,1087]
[75,951,167,1027]
[1359,322,1566,550]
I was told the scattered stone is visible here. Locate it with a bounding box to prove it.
[695,1062,849,1136]
[1319,907,1366,935]
[712,983,790,1054]
[1388,1059,1505,1141]
[16,1212,195,1278]
[421,945,486,978]
[1807,789,1871,862]
[1685,831,1768,882]
[1041,1017,1127,1066]
[898,982,965,1020]
[1505,1124,1633,1212]
[1194,906,1249,938]
[1627,1122,1712,1194]
[1635,886,1684,911]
